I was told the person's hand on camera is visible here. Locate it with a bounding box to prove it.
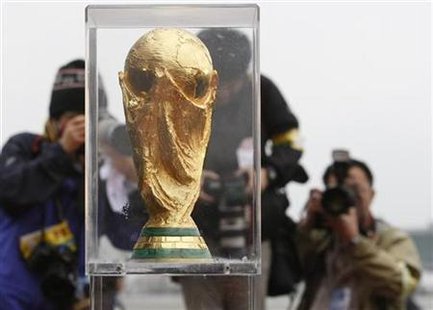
[300,189,324,229]
[236,168,251,194]
[326,207,360,245]
[59,115,85,155]
[200,170,220,204]
[236,167,269,195]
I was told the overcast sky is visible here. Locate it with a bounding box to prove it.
[1,1,431,230]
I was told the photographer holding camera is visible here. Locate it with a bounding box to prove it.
[96,79,152,310]
[178,29,308,310]
[98,98,146,251]
[296,151,422,310]
[0,60,88,310]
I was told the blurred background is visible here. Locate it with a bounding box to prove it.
[1,1,431,309]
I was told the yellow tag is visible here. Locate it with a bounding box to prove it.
[272,129,303,150]
[20,220,77,260]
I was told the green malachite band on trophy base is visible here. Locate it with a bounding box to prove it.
[140,227,201,237]
[132,226,211,259]
[131,248,211,259]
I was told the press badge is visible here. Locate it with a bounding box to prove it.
[19,220,77,260]
[329,287,351,310]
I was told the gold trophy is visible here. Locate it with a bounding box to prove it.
[119,28,218,259]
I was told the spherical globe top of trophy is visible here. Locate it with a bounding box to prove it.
[118,28,218,260]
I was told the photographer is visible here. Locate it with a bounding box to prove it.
[296,151,422,310]
[0,60,87,310]
[98,102,146,251]
[94,81,147,310]
[178,29,308,310]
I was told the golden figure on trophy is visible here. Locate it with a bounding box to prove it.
[119,28,218,259]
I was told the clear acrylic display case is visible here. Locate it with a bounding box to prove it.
[85,4,260,276]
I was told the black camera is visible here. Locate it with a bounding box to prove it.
[203,174,249,257]
[321,150,357,216]
[27,241,77,306]
[203,174,248,207]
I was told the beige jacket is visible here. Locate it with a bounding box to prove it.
[296,220,422,310]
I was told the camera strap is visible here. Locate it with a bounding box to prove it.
[54,197,65,221]
[19,136,78,259]
[45,197,77,252]
[40,197,65,242]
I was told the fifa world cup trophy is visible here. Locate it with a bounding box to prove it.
[119,28,218,259]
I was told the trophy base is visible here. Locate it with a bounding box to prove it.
[131,227,211,260]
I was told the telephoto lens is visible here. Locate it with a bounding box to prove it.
[321,149,357,216]
[321,186,356,216]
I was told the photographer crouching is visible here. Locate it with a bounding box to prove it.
[296,150,422,310]
[0,60,88,310]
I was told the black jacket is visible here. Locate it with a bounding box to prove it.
[193,75,307,242]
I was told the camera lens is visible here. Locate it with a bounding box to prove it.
[27,243,76,306]
[321,186,356,216]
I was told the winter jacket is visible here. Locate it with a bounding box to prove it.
[296,219,422,310]
[0,133,84,309]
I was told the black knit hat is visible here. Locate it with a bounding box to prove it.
[198,29,252,81]
[49,59,85,119]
